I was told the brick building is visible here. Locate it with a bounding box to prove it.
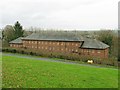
[9,37,23,48]
[9,33,109,58]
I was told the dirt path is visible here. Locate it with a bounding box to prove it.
[2,53,118,70]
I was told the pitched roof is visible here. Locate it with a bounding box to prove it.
[9,37,23,44]
[81,37,109,49]
[22,32,84,41]
[10,32,109,49]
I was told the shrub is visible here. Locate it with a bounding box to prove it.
[30,52,33,55]
[12,49,16,53]
[2,47,118,67]
[21,50,24,54]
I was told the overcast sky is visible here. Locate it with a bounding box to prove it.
[0,0,119,30]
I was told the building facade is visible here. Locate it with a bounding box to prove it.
[9,37,23,48]
[9,33,109,58]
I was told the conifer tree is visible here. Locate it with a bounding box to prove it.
[14,21,24,38]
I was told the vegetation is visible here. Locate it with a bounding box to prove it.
[2,21,24,47]
[0,53,1,89]
[1,21,118,60]
[118,30,120,61]
[96,30,118,57]
[2,48,118,67]
[14,21,24,38]
[2,55,118,88]
[2,25,15,46]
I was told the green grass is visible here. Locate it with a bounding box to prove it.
[2,55,118,88]
[0,53,2,89]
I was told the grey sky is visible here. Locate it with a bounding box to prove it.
[0,0,119,30]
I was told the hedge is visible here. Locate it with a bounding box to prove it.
[2,48,118,67]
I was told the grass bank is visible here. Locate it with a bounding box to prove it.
[2,55,118,88]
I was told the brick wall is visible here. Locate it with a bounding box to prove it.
[13,39,109,58]
[10,43,22,48]
[80,48,109,58]
[22,40,82,54]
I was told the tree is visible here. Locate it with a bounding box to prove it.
[2,25,15,47]
[2,21,24,47]
[2,25,15,42]
[14,21,24,38]
[97,30,116,55]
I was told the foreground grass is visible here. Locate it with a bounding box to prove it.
[2,55,118,88]
[0,53,2,89]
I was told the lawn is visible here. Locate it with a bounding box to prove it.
[2,54,118,88]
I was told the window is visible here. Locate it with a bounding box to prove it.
[87,50,89,52]
[92,50,94,53]
[97,51,101,53]
[76,44,78,46]
[76,49,78,52]
[88,50,91,52]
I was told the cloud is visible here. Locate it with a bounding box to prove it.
[0,0,119,30]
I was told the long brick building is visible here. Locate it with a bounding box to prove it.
[9,32,109,58]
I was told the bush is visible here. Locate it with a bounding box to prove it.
[2,48,118,67]
[30,52,34,55]
[12,49,16,53]
[20,50,25,54]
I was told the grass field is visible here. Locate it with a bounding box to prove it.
[2,54,118,88]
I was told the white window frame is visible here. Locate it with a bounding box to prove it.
[97,51,101,53]
[76,44,78,46]
[76,49,78,52]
